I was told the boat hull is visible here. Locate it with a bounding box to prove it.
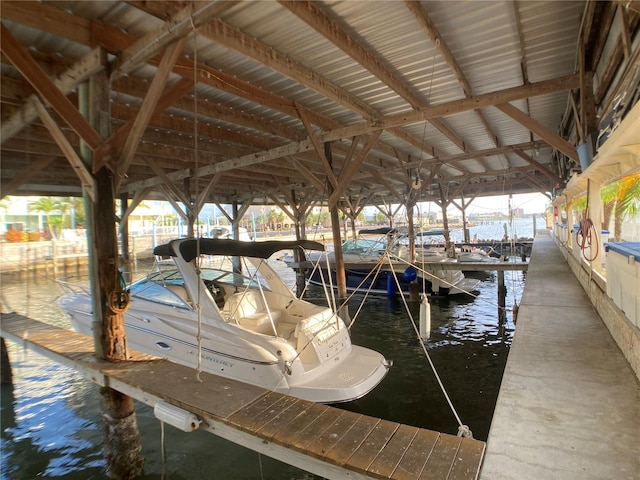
[59,292,389,404]
[306,265,480,297]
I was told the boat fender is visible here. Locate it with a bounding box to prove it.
[403,266,417,282]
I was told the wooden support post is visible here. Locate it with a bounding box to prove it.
[326,143,348,321]
[119,194,131,281]
[82,53,144,478]
[438,183,454,258]
[231,201,241,274]
[497,270,506,311]
[293,207,307,298]
[461,196,470,244]
[1,338,12,385]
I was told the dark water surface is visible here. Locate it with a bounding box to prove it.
[1,220,530,479]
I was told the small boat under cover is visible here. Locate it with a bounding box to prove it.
[59,238,391,404]
[303,228,482,296]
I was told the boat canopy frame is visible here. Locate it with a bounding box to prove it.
[154,239,325,262]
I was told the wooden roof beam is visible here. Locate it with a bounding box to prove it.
[328,131,382,209]
[111,1,230,79]
[406,0,500,165]
[0,23,102,150]
[281,0,469,154]
[495,103,579,163]
[116,74,579,194]
[116,36,187,184]
[511,146,564,185]
[0,47,103,145]
[32,97,96,201]
[0,155,56,198]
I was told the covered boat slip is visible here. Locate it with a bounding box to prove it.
[481,233,640,480]
[0,312,485,480]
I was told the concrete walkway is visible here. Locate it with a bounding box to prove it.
[481,233,640,480]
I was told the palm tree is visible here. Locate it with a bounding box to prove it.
[610,173,640,241]
[29,197,64,239]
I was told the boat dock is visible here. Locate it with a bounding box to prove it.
[0,312,486,480]
[286,259,528,275]
[480,233,640,480]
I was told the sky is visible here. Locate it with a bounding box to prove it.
[396,192,550,218]
[3,192,551,221]
[461,192,550,215]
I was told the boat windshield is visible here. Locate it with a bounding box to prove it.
[342,238,388,256]
[144,262,271,293]
[130,274,191,308]
[200,267,269,291]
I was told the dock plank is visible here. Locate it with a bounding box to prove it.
[419,434,462,480]
[393,428,440,480]
[256,397,315,440]
[347,418,400,475]
[226,390,285,431]
[448,438,485,480]
[270,402,329,448]
[226,391,294,433]
[289,406,346,451]
[369,423,420,478]
[306,410,363,459]
[323,414,381,466]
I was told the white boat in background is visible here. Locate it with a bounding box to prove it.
[58,238,391,404]
[303,228,481,297]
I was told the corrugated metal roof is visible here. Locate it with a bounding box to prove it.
[2,0,631,207]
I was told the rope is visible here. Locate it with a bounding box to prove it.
[576,180,599,262]
[160,420,166,480]
[108,270,130,314]
[388,254,473,438]
[192,28,204,384]
[576,218,599,262]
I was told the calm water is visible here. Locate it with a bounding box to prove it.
[1,219,532,479]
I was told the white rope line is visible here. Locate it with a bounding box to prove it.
[386,254,473,438]
[191,27,204,383]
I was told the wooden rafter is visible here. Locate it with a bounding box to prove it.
[116,36,187,183]
[511,147,564,184]
[296,105,340,190]
[93,78,195,172]
[0,23,102,150]
[33,98,96,201]
[0,156,56,198]
[495,103,579,163]
[111,1,231,79]
[196,173,222,214]
[0,47,104,145]
[328,131,382,209]
[144,159,191,207]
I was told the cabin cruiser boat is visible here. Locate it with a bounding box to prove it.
[58,238,391,404]
[302,228,481,296]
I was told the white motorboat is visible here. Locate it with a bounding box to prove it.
[302,228,481,296]
[58,238,391,404]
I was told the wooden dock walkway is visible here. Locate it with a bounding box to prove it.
[1,312,485,480]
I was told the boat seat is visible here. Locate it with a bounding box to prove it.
[224,290,281,334]
[166,284,190,304]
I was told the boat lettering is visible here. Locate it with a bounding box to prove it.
[188,350,234,368]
